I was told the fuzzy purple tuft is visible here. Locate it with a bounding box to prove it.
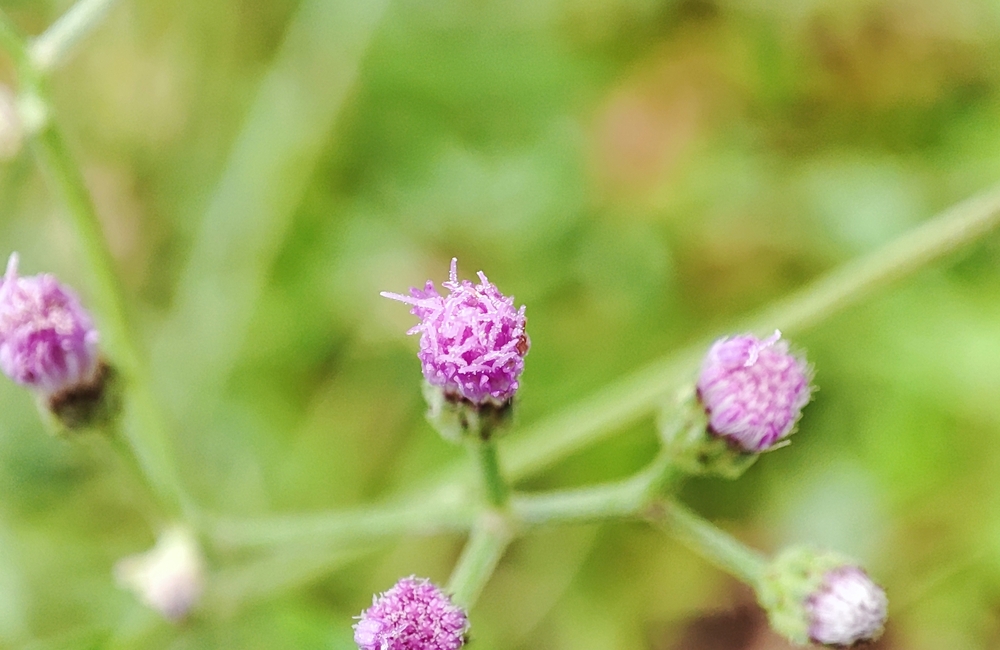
[0,253,100,396]
[354,576,468,650]
[696,331,812,452]
[806,565,888,646]
[381,259,528,406]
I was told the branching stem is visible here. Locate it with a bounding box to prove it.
[447,513,514,609]
[649,500,768,587]
[31,0,119,72]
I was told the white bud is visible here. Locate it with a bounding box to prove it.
[807,565,887,646]
[759,547,888,646]
[115,526,204,621]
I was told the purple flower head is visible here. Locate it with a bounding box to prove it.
[381,259,528,406]
[354,576,468,650]
[696,331,813,452]
[806,565,888,646]
[0,253,100,396]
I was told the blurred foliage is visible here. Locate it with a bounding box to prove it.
[2,0,1000,648]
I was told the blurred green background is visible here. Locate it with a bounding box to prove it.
[2,0,1000,647]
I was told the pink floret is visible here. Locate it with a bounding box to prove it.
[0,253,100,396]
[354,576,468,650]
[696,331,813,452]
[382,259,528,406]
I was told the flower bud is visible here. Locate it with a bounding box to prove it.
[658,332,812,479]
[807,565,889,646]
[354,576,468,650]
[382,259,527,440]
[0,253,100,395]
[114,526,204,622]
[0,254,115,428]
[757,547,887,647]
[696,331,813,452]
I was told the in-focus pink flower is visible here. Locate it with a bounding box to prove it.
[354,576,468,650]
[696,331,812,452]
[382,259,528,406]
[0,253,100,396]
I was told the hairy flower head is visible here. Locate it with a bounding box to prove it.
[0,253,100,396]
[807,565,888,646]
[354,576,468,650]
[382,259,528,406]
[759,547,887,647]
[696,331,812,452]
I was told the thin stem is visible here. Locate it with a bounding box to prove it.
[31,124,187,518]
[206,546,372,616]
[649,500,767,587]
[204,497,477,549]
[512,450,678,526]
[0,11,188,518]
[471,437,509,508]
[500,183,1000,483]
[446,514,514,609]
[0,10,31,71]
[31,128,137,374]
[151,0,390,416]
[30,0,119,72]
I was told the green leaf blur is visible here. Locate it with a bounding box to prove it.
[2,0,1000,648]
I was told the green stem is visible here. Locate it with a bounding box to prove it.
[0,10,188,518]
[204,497,476,549]
[0,10,31,72]
[471,437,509,508]
[500,183,1000,483]
[512,450,678,526]
[650,500,767,586]
[30,0,119,72]
[206,546,372,616]
[446,514,514,609]
[151,0,389,416]
[32,124,187,518]
[31,127,136,374]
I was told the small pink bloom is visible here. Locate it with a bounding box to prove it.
[697,331,813,452]
[354,576,468,650]
[0,253,100,396]
[807,565,888,646]
[382,259,528,406]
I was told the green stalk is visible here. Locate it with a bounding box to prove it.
[192,184,1000,552]
[512,450,678,526]
[204,497,477,549]
[651,500,767,587]
[0,10,30,72]
[500,183,1000,483]
[32,118,187,518]
[471,437,509,509]
[30,0,119,72]
[446,515,514,609]
[206,546,372,616]
[0,9,188,518]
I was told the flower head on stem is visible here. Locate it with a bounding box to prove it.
[697,331,813,452]
[758,546,887,647]
[0,253,100,395]
[354,576,468,650]
[0,253,114,427]
[382,258,528,409]
[807,565,888,646]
